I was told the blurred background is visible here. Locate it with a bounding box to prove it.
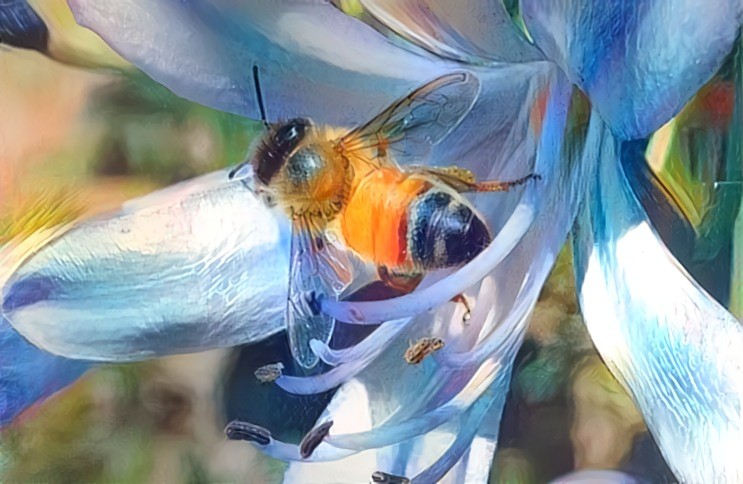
[1,2,740,483]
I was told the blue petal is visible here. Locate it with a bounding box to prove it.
[1,169,289,361]
[521,0,743,139]
[0,315,88,427]
[573,116,743,482]
[357,0,543,64]
[0,1,48,52]
[68,0,456,125]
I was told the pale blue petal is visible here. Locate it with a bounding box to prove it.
[1,169,289,361]
[68,0,455,125]
[521,0,743,139]
[573,117,743,482]
[358,0,542,64]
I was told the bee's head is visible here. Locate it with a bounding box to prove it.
[253,118,312,186]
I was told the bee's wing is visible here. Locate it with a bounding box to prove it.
[335,72,480,167]
[287,218,352,369]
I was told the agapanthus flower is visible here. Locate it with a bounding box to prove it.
[2,1,743,482]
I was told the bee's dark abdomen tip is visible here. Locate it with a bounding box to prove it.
[408,190,490,270]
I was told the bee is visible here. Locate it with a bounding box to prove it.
[404,337,445,365]
[232,71,538,369]
[299,420,333,459]
[254,362,284,383]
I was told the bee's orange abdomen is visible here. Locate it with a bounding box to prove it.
[340,168,427,269]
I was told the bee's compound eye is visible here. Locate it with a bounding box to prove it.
[286,148,324,185]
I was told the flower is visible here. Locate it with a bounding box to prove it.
[2,1,743,482]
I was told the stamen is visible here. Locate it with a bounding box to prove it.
[278,319,411,394]
[439,260,548,369]
[321,203,535,324]
[410,384,497,483]
[324,359,499,451]
[309,318,410,366]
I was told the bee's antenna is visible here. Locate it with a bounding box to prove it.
[229,65,268,180]
[253,65,270,131]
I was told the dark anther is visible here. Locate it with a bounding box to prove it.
[224,419,272,446]
[300,420,333,459]
[371,471,411,483]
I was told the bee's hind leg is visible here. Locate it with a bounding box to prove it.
[472,172,541,193]
[407,165,540,193]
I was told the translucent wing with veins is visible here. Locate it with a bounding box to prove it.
[287,218,353,369]
[337,71,480,167]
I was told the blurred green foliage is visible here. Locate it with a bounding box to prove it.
[87,71,260,185]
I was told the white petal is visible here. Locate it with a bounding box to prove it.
[2,169,290,361]
[573,117,743,482]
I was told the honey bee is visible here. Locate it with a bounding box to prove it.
[404,337,445,365]
[232,71,538,369]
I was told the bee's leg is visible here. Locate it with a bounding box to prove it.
[451,293,472,322]
[471,173,541,193]
[408,165,540,193]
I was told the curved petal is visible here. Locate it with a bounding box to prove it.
[1,169,289,361]
[572,117,743,482]
[68,0,456,125]
[521,0,743,139]
[357,0,543,64]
